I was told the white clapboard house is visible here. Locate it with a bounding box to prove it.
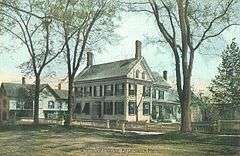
[73,40,181,123]
[0,79,68,120]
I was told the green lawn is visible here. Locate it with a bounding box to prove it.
[0,125,239,156]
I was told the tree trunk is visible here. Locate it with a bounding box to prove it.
[33,75,40,125]
[180,76,192,132]
[136,109,138,122]
[65,76,74,126]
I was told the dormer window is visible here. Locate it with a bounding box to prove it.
[136,70,140,78]
[142,72,146,79]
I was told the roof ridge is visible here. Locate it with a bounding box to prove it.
[91,58,136,66]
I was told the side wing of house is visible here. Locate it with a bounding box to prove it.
[39,87,67,119]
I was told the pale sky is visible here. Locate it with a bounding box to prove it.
[0,12,239,92]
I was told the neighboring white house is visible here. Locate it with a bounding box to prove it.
[0,79,68,119]
[73,40,181,123]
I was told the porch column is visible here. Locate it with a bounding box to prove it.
[124,82,128,120]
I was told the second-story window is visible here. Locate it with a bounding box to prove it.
[128,83,136,96]
[143,86,151,97]
[115,83,124,96]
[79,87,83,97]
[75,87,83,97]
[94,85,103,97]
[3,99,7,108]
[152,89,156,99]
[48,101,55,109]
[136,70,140,78]
[142,72,146,79]
[159,90,164,99]
[104,85,113,96]
[84,86,92,97]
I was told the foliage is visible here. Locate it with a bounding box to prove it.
[209,40,240,120]
[49,0,120,125]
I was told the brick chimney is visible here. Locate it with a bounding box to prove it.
[58,83,61,90]
[22,77,26,85]
[135,40,142,59]
[87,52,93,67]
[163,70,167,81]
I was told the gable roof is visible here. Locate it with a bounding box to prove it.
[1,83,32,98]
[1,83,68,100]
[53,89,68,100]
[75,58,139,82]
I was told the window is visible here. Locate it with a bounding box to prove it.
[104,102,113,115]
[104,85,113,96]
[152,89,156,99]
[128,101,136,115]
[115,101,124,115]
[94,86,102,97]
[136,70,140,78]
[78,87,83,97]
[3,99,7,108]
[143,102,150,115]
[2,111,7,120]
[16,101,22,109]
[82,103,90,115]
[74,103,81,114]
[115,83,124,96]
[84,86,92,97]
[159,90,164,99]
[48,101,55,109]
[58,102,63,109]
[142,72,146,79]
[143,86,151,97]
[128,84,136,96]
[75,87,80,97]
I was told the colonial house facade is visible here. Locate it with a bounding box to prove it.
[0,78,68,120]
[74,40,181,123]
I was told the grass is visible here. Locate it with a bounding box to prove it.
[0,124,239,156]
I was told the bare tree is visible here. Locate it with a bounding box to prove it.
[123,0,239,132]
[0,0,66,124]
[52,0,120,125]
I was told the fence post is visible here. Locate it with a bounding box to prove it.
[106,120,110,129]
[217,120,221,133]
[121,122,126,134]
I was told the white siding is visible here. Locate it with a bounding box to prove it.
[38,88,67,118]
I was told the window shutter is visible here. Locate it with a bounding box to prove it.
[89,86,92,96]
[135,84,137,96]
[122,83,125,94]
[115,84,118,95]
[111,84,114,96]
[94,86,96,97]
[100,85,102,96]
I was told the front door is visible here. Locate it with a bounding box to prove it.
[92,102,102,119]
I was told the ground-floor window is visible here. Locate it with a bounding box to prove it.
[128,101,136,115]
[82,103,90,115]
[74,103,81,114]
[143,102,150,115]
[104,102,113,115]
[115,101,124,115]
